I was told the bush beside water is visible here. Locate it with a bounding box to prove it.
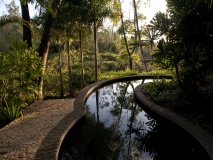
[142,75,213,133]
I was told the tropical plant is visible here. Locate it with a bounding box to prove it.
[0,96,23,126]
[142,79,176,102]
[165,0,213,89]
[0,40,42,127]
[0,40,42,104]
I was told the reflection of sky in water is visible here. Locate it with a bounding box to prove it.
[85,80,153,159]
[86,80,151,130]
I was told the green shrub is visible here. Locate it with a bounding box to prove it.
[99,68,138,80]
[0,40,42,103]
[100,62,116,71]
[142,79,177,102]
[0,40,42,127]
[0,97,23,126]
[100,52,117,61]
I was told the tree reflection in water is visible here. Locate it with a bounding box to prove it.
[85,81,154,159]
[130,114,211,160]
[61,80,210,160]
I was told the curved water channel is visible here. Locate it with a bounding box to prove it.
[60,80,210,160]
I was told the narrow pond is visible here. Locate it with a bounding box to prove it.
[59,80,210,160]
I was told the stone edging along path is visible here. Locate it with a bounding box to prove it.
[134,84,213,160]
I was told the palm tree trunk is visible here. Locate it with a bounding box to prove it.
[20,1,32,48]
[38,0,60,100]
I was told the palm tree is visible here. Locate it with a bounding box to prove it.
[142,27,160,50]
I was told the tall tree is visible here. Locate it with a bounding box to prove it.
[59,0,92,91]
[79,24,85,88]
[87,0,112,82]
[116,0,135,70]
[132,0,148,71]
[20,0,32,48]
[66,27,73,96]
[38,0,61,100]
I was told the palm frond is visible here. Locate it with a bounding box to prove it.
[0,15,20,27]
[0,15,33,34]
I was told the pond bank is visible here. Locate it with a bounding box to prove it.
[134,84,213,160]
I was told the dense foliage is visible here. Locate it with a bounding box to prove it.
[149,0,213,90]
[142,0,213,133]
[0,40,42,127]
[0,0,213,129]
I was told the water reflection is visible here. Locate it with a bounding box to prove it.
[60,80,210,160]
[85,80,154,159]
[85,80,210,160]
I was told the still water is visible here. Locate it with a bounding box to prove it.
[60,80,210,160]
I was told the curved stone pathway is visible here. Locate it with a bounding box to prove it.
[0,99,75,160]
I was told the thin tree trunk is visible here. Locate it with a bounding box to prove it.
[58,44,64,98]
[118,0,133,70]
[67,28,73,97]
[174,62,180,85]
[38,0,60,100]
[133,0,148,72]
[121,16,133,70]
[94,21,98,82]
[79,26,84,88]
[109,25,114,60]
[20,1,32,48]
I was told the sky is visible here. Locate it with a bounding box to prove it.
[0,0,167,24]
[122,0,167,23]
[0,0,38,17]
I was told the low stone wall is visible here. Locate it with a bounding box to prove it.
[134,84,213,160]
